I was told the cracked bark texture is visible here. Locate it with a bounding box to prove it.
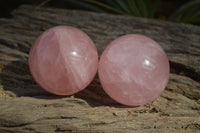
[0,5,200,133]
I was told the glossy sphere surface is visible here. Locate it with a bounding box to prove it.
[29,26,98,95]
[98,34,169,106]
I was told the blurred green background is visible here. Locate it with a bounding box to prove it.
[0,0,200,25]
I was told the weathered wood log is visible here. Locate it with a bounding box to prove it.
[0,5,200,133]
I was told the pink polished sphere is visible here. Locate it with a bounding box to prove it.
[98,34,170,106]
[29,26,98,95]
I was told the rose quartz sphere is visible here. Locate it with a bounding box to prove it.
[29,26,98,95]
[98,34,170,106]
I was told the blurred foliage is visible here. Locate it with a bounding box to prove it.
[0,0,200,25]
[58,0,161,18]
[38,0,160,18]
[169,0,200,23]
[43,0,200,24]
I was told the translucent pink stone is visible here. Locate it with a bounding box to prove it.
[29,26,98,95]
[98,34,170,106]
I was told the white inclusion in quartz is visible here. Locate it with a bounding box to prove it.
[143,58,156,71]
[144,59,150,65]
[72,51,77,56]
[71,51,83,60]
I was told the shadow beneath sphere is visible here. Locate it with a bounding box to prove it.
[0,59,133,108]
[74,75,131,108]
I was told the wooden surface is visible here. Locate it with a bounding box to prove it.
[0,5,200,133]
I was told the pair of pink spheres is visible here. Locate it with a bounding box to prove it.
[29,26,170,106]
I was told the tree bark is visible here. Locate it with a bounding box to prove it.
[0,5,200,133]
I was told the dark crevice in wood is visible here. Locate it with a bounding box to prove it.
[0,39,30,54]
[166,50,200,56]
[0,122,31,128]
[170,61,200,82]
